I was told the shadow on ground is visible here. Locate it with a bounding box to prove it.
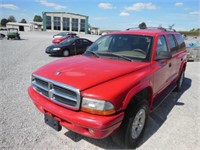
[64,77,192,149]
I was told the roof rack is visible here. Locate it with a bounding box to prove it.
[126,27,176,32]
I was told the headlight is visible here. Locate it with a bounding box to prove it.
[81,97,116,115]
[53,47,61,51]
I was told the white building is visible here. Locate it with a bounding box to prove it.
[6,22,33,32]
[43,12,89,34]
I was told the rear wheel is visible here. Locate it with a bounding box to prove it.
[112,99,148,149]
[16,36,20,40]
[63,50,70,57]
[175,70,185,91]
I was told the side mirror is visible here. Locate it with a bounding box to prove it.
[156,51,172,60]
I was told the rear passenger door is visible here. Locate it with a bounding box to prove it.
[74,39,82,54]
[166,34,179,81]
[174,34,186,75]
[153,35,171,94]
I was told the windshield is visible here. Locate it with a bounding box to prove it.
[85,34,153,61]
[58,32,67,36]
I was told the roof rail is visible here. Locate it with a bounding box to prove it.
[126,27,176,32]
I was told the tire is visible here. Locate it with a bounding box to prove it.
[16,36,20,40]
[112,99,148,149]
[175,70,185,91]
[63,50,70,57]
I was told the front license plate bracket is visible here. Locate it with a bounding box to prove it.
[44,114,62,131]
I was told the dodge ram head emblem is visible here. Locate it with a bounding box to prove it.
[55,71,61,75]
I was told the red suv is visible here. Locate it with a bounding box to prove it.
[28,28,187,148]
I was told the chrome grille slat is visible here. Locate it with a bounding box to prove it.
[31,74,81,110]
[32,81,48,91]
[51,89,77,102]
[35,86,49,97]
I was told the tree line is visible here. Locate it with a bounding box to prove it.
[0,15,43,27]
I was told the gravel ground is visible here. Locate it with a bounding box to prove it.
[0,32,200,149]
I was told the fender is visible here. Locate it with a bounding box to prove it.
[122,79,153,110]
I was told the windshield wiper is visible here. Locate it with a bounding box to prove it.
[98,52,133,62]
[84,50,100,58]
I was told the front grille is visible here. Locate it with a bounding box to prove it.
[32,74,81,110]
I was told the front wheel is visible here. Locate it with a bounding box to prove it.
[63,50,70,57]
[112,100,148,149]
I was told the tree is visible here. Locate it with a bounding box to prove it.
[33,15,42,22]
[8,15,16,22]
[139,22,147,29]
[20,19,27,23]
[1,18,8,26]
[190,28,195,31]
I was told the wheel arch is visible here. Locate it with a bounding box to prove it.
[122,82,153,111]
[177,61,187,79]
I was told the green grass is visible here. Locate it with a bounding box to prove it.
[178,31,200,36]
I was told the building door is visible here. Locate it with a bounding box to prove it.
[19,26,24,31]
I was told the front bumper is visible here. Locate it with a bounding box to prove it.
[28,86,124,139]
[45,49,62,56]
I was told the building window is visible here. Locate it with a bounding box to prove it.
[54,17,61,30]
[46,16,51,30]
[80,19,85,32]
[72,18,78,31]
[63,17,70,31]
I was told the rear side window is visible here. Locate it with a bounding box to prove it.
[156,36,168,55]
[175,34,186,50]
[82,39,90,45]
[167,34,178,54]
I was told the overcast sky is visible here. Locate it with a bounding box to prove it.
[0,0,199,31]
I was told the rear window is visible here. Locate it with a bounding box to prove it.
[175,34,186,50]
[167,34,179,54]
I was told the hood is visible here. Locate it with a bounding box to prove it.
[46,44,61,50]
[33,55,150,91]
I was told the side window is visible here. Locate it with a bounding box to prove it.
[167,34,178,53]
[82,39,89,45]
[156,36,168,55]
[97,36,112,52]
[175,34,186,51]
[75,39,81,45]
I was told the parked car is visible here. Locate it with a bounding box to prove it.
[7,28,20,40]
[0,33,5,39]
[28,28,187,149]
[53,32,67,38]
[46,38,92,56]
[52,32,79,44]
